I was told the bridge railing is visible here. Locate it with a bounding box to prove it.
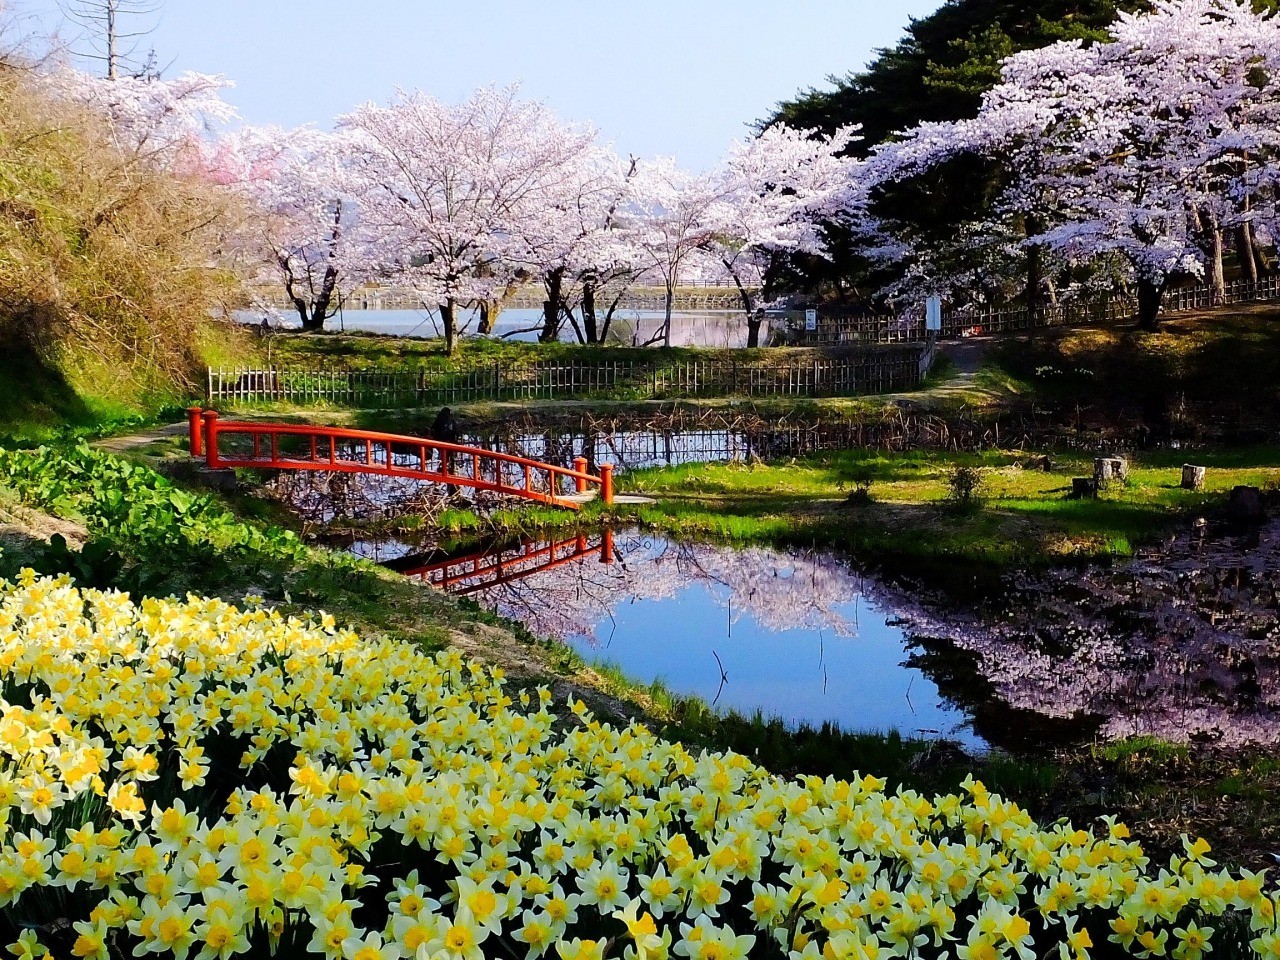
[187,408,612,508]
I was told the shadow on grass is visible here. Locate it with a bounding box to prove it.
[0,344,98,440]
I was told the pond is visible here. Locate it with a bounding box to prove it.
[264,455,1280,754]
[384,529,987,749]
[365,516,1280,753]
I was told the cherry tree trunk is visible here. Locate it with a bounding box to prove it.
[477,301,496,335]
[1024,214,1045,312]
[662,280,675,349]
[726,263,760,348]
[441,299,457,356]
[1136,278,1165,332]
[582,282,599,344]
[540,268,564,343]
[1208,227,1225,305]
[1238,223,1259,285]
[1026,243,1044,311]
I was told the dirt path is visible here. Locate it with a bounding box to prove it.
[940,338,988,376]
[93,420,190,455]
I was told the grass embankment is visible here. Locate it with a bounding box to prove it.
[990,304,1280,432]
[523,447,1280,570]
[0,64,259,440]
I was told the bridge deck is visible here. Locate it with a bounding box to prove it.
[186,409,613,510]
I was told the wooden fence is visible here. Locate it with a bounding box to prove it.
[207,344,935,407]
[795,274,1280,345]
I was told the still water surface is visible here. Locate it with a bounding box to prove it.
[244,307,772,349]
[386,530,982,747]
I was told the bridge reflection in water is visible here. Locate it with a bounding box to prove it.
[387,530,614,597]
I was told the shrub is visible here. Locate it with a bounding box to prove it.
[946,464,985,504]
[0,62,247,421]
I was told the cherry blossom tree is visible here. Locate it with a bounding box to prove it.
[873,0,1280,329]
[338,84,599,355]
[47,66,237,170]
[704,124,862,347]
[626,158,738,348]
[216,126,357,331]
[516,146,644,344]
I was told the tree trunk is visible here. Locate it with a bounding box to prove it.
[1193,206,1225,305]
[1136,277,1165,332]
[477,301,495,335]
[1208,224,1225,306]
[725,259,760,348]
[1024,214,1045,312]
[302,264,339,332]
[1238,223,1259,285]
[582,282,599,344]
[441,299,457,356]
[663,280,675,349]
[540,268,564,343]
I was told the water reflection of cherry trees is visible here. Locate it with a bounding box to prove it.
[906,520,1280,748]
[454,532,876,646]
[412,522,1280,750]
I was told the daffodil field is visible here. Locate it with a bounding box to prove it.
[0,570,1270,960]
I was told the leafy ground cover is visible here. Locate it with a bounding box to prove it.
[0,571,1275,960]
[0,444,462,654]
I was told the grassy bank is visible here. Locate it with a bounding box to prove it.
[594,447,1280,568]
[0,321,255,442]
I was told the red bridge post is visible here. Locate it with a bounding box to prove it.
[202,411,220,469]
[600,464,614,505]
[187,407,204,458]
[573,457,588,494]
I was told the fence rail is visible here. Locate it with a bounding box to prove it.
[796,274,1280,345]
[207,346,934,406]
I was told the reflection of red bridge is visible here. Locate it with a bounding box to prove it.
[390,531,615,595]
[186,408,612,510]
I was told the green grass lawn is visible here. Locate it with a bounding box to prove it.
[598,447,1280,568]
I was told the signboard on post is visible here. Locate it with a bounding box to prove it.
[925,297,943,332]
[804,309,817,331]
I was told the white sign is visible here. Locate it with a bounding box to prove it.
[925,297,943,332]
[804,309,817,331]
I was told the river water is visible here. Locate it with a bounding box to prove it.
[244,307,774,349]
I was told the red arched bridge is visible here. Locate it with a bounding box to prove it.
[186,408,613,510]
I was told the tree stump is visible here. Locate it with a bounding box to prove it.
[1095,457,1129,487]
[1181,465,1206,491]
[1072,478,1098,499]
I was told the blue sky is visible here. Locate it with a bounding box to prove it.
[11,1,941,169]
